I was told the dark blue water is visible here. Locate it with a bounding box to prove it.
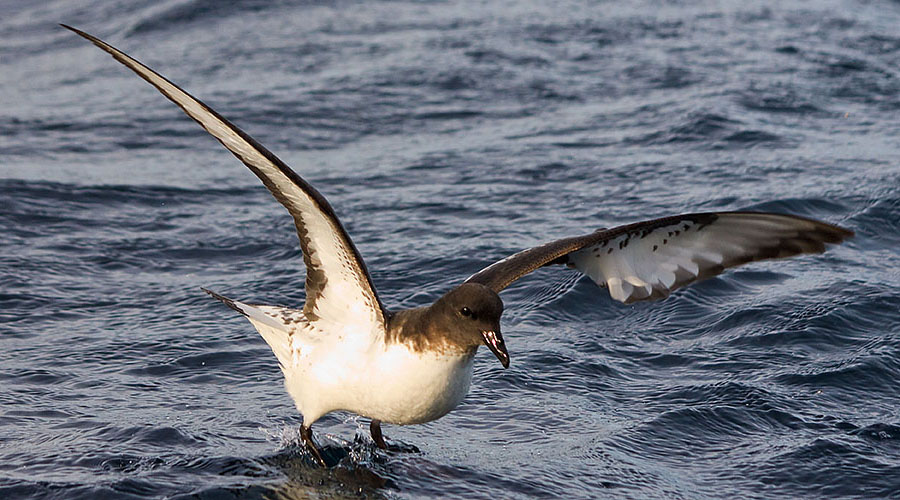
[2,1,899,498]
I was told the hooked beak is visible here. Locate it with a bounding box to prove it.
[481,330,509,368]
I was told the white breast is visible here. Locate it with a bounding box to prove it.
[348,343,476,425]
[273,323,476,426]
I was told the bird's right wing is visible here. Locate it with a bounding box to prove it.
[64,25,387,335]
[465,212,852,304]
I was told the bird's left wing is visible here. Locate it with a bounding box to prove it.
[64,25,387,334]
[465,212,852,304]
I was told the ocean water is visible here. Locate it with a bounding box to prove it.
[2,0,899,498]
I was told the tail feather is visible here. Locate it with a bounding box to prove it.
[202,288,297,369]
[202,287,247,316]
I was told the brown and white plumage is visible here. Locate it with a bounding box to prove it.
[65,25,852,466]
[466,212,852,304]
[59,26,387,341]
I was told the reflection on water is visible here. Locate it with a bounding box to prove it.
[263,446,390,500]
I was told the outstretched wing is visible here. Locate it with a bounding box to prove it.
[65,25,387,333]
[465,212,852,304]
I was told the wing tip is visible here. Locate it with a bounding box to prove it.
[61,24,101,45]
[806,217,854,244]
[738,211,855,242]
[832,224,855,241]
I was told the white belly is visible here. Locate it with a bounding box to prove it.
[348,343,476,425]
[279,330,476,425]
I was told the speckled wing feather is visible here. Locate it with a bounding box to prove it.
[465,212,852,304]
[64,25,386,333]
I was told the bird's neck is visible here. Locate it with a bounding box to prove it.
[385,306,476,356]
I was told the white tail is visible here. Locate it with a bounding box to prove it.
[203,288,301,369]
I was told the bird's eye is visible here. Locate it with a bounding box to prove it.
[460,306,473,318]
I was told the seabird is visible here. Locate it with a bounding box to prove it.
[64,26,853,466]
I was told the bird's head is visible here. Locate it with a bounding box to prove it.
[433,282,508,368]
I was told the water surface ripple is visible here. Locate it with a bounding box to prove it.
[1,1,899,498]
